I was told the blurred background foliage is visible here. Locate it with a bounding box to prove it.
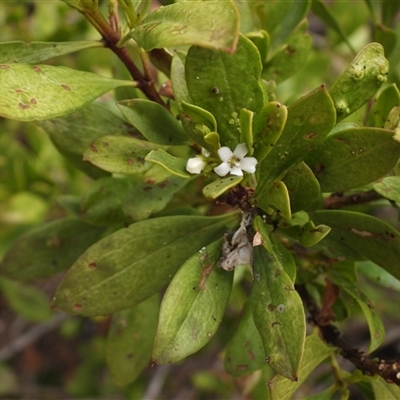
[1,1,400,399]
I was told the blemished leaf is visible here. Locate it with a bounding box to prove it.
[268,333,335,400]
[123,175,190,221]
[0,218,105,282]
[305,127,400,192]
[106,295,159,387]
[283,162,321,212]
[185,34,265,149]
[80,177,136,226]
[131,1,240,53]
[152,239,233,364]
[329,43,389,122]
[256,180,291,220]
[327,262,385,353]
[255,85,336,197]
[224,300,266,377]
[37,102,132,178]
[299,220,331,247]
[312,210,400,280]
[52,213,238,316]
[202,176,243,199]
[145,149,190,178]
[262,22,313,84]
[118,99,188,145]
[0,277,53,323]
[357,261,400,292]
[252,217,306,380]
[0,64,136,121]
[374,176,400,203]
[83,135,158,175]
[371,376,400,399]
[253,101,288,162]
[0,41,103,64]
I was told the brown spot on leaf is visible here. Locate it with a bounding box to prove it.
[88,262,97,269]
[72,303,83,312]
[236,365,248,370]
[46,237,61,248]
[198,263,213,290]
[18,102,30,109]
[89,143,98,152]
[0,64,10,69]
[15,89,24,93]
[30,98,37,104]
[128,158,134,165]
[33,66,42,72]
[146,179,156,185]
[305,132,317,139]
[61,84,71,91]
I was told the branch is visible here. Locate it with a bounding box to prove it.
[324,190,383,209]
[297,284,400,386]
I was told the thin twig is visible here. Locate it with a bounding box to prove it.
[142,364,171,400]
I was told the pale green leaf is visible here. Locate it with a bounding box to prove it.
[52,213,238,316]
[373,176,400,203]
[0,64,136,121]
[357,261,400,292]
[145,149,190,178]
[131,1,240,52]
[202,176,243,199]
[153,239,233,364]
[371,376,400,399]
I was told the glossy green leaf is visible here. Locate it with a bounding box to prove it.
[181,101,217,133]
[247,30,270,63]
[374,84,400,128]
[312,210,400,280]
[305,127,400,192]
[0,64,136,121]
[374,176,400,203]
[131,1,240,53]
[0,40,103,64]
[357,261,400,292]
[80,177,136,226]
[145,149,190,178]
[252,217,306,380]
[106,295,159,387]
[52,213,238,316]
[186,34,264,149]
[256,181,291,220]
[262,22,313,84]
[255,85,336,197]
[224,300,265,377]
[83,135,157,175]
[153,239,233,364]
[202,176,243,199]
[118,99,188,145]
[0,217,105,282]
[283,162,320,212]
[270,234,297,282]
[327,262,385,353]
[268,333,335,400]
[239,108,254,155]
[123,175,190,221]
[0,277,53,323]
[171,50,191,106]
[37,102,131,178]
[299,220,331,247]
[371,376,400,399]
[253,101,287,162]
[329,43,389,122]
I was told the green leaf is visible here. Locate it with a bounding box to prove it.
[185,34,264,149]
[329,43,389,122]
[299,220,331,247]
[371,376,400,399]
[239,108,254,155]
[202,176,243,199]
[252,217,306,380]
[357,261,400,292]
[106,295,159,387]
[253,101,288,162]
[80,177,136,226]
[262,22,313,84]
[224,300,265,377]
[374,24,397,58]
[118,99,188,145]
[123,175,190,221]
[131,1,240,53]
[254,85,336,197]
[83,135,158,175]
[0,41,103,64]
[373,84,400,128]
[37,102,131,178]
[305,127,400,192]
[312,210,400,280]
[374,176,400,203]
[0,64,136,121]
[0,277,53,323]
[0,217,105,282]
[145,149,190,178]
[256,181,291,220]
[268,333,335,400]
[171,50,191,106]
[247,30,270,63]
[153,239,233,364]
[327,262,385,353]
[283,162,321,212]
[181,101,217,133]
[52,213,238,316]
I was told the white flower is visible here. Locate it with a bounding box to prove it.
[214,143,257,177]
[186,156,207,174]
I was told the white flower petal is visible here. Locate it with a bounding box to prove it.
[230,166,244,176]
[240,157,257,174]
[217,146,233,162]
[214,162,231,177]
[186,157,206,174]
[233,143,248,159]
